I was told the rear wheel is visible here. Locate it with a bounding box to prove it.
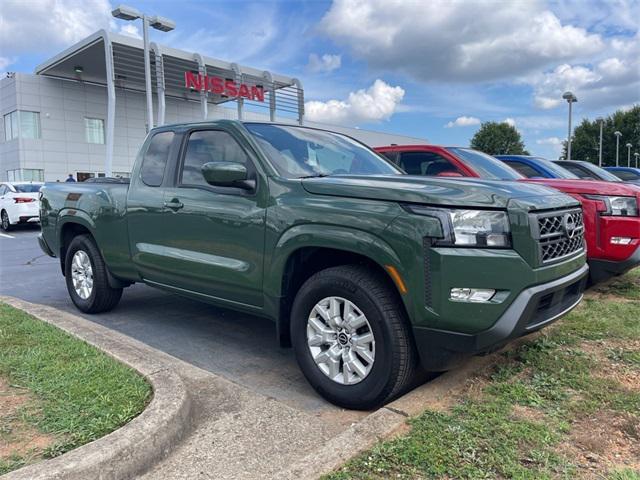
[1,210,11,232]
[291,265,416,410]
[65,234,122,313]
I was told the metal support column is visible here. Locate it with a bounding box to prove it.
[231,63,243,120]
[293,78,304,125]
[263,71,276,122]
[151,43,166,126]
[194,53,207,120]
[142,15,154,131]
[104,33,116,177]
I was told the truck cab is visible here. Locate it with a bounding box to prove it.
[39,122,588,409]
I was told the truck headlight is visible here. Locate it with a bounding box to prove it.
[584,195,638,217]
[404,205,512,248]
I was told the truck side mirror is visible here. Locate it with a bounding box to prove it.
[201,162,255,190]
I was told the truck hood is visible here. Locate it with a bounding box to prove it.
[301,175,577,210]
[522,178,640,197]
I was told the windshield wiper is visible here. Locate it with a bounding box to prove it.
[299,173,331,179]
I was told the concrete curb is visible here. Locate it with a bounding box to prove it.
[281,334,541,479]
[0,296,193,480]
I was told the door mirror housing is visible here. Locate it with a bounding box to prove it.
[201,162,255,190]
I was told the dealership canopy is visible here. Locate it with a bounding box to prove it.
[34,29,304,174]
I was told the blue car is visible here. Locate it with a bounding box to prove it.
[604,167,640,187]
[493,155,579,179]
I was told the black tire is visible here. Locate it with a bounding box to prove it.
[64,234,123,313]
[1,210,11,232]
[291,265,417,410]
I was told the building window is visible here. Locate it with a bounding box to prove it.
[7,169,45,182]
[3,110,41,140]
[85,118,105,144]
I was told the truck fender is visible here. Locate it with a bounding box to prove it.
[55,212,129,289]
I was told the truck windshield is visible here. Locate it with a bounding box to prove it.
[529,158,580,179]
[244,123,401,178]
[446,148,523,180]
[574,162,622,182]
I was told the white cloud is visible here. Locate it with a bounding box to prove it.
[445,116,481,128]
[503,117,517,128]
[530,32,639,110]
[319,0,603,82]
[305,79,404,125]
[118,23,142,39]
[536,136,564,155]
[0,56,14,71]
[0,0,113,54]
[307,53,341,73]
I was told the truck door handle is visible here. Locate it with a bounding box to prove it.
[164,200,184,211]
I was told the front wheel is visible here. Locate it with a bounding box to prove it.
[65,234,123,313]
[291,265,416,410]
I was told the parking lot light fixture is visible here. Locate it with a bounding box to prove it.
[562,91,577,160]
[111,5,175,133]
[614,131,622,166]
[635,152,639,168]
[596,117,604,166]
[626,143,632,167]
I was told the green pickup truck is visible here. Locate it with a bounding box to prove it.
[39,121,588,409]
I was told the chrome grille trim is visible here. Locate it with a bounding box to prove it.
[530,208,585,265]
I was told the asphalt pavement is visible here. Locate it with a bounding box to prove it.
[0,226,342,413]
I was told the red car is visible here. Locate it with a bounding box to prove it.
[376,145,640,283]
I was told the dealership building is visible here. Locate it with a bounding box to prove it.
[0,30,424,182]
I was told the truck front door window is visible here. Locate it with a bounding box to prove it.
[181,130,254,187]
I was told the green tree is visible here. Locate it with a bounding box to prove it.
[470,122,529,155]
[564,105,640,166]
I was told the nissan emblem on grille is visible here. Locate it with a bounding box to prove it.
[563,212,577,239]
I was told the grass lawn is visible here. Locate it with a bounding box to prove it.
[327,269,640,480]
[0,303,152,475]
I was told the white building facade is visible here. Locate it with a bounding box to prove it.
[0,30,425,183]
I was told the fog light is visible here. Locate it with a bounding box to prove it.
[450,288,496,303]
[611,237,633,245]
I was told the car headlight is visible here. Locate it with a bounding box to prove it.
[404,205,512,248]
[584,195,638,217]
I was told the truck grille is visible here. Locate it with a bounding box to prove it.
[531,209,584,264]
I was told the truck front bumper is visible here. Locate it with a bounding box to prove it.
[412,263,589,371]
[589,244,640,284]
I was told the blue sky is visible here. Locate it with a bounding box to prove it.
[1,0,638,158]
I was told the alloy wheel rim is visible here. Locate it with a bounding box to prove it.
[1,212,8,229]
[71,250,94,300]
[306,296,375,385]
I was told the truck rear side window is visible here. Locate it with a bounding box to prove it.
[141,131,174,186]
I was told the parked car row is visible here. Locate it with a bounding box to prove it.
[27,121,640,409]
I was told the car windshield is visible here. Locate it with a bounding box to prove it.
[244,123,401,179]
[446,148,522,180]
[577,162,623,182]
[611,169,640,181]
[14,184,42,193]
[528,157,580,179]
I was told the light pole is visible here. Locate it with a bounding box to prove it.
[562,91,578,160]
[614,131,622,166]
[596,117,604,167]
[112,5,175,133]
[635,152,639,168]
[626,143,632,167]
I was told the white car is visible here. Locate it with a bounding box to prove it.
[0,182,44,231]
